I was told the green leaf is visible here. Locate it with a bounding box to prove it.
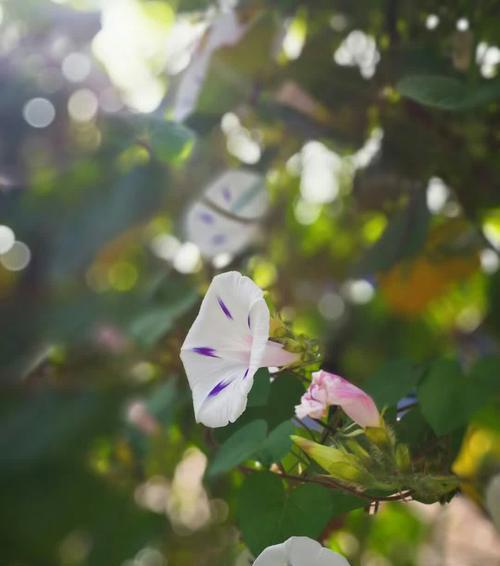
[397,75,500,111]
[418,358,498,436]
[257,420,295,465]
[247,368,271,407]
[49,164,166,282]
[128,290,198,348]
[126,114,194,165]
[396,406,434,449]
[417,359,468,436]
[145,118,194,165]
[469,356,500,399]
[145,380,183,426]
[207,420,268,477]
[265,371,305,429]
[237,472,364,556]
[355,191,430,275]
[365,359,424,408]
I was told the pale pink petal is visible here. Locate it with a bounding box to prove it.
[312,370,381,428]
[295,392,327,420]
[260,340,299,367]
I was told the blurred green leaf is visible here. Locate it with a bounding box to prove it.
[355,191,430,275]
[418,359,468,436]
[139,116,195,165]
[146,379,184,426]
[207,419,268,477]
[396,406,435,451]
[247,368,271,407]
[468,356,500,401]
[365,359,423,408]
[128,289,198,348]
[397,75,500,111]
[237,472,364,556]
[257,420,294,465]
[49,163,166,282]
[265,371,305,429]
[418,358,500,436]
[0,390,162,565]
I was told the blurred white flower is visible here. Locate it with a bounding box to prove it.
[184,169,268,259]
[171,9,247,122]
[254,537,351,566]
[486,473,500,532]
[334,30,380,78]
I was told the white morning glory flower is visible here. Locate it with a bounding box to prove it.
[184,169,268,259]
[180,271,298,427]
[254,536,351,566]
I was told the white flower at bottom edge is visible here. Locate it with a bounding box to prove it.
[486,473,500,532]
[180,271,298,428]
[253,536,351,566]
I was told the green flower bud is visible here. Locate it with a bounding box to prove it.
[291,436,372,485]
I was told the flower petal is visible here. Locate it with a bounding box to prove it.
[194,365,254,427]
[183,169,268,259]
[316,548,352,566]
[182,271,265,354]
[254,537,352,566]
[285,536,324,562]
[252,542,287,566]
[181,271,270,426]
[321,373,380,428]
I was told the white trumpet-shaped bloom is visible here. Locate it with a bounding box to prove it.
[184,169,268,259]
[254,536,351,566]
[180,271,297,427]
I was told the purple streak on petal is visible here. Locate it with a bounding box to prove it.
[212,233,226,246]
[199,211,215,224]
[222,187,231,203]
[217,296,233,320]
[192,347,219,358]
[247,314,251,328]
[243,368,249,379]
[208,378,232,397]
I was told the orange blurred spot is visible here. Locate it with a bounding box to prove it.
[379,254,479,316]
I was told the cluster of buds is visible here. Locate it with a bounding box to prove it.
[269,314,321,368]
[293,420,459,502]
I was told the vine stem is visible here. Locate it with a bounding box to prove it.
[238,465,413,503]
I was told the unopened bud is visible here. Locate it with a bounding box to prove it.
[292,436,371,484]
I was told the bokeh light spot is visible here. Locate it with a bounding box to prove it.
[0,225,15,254]
[251,258,277,289]
[108,262,138,291]
[425,14,439,30]
[151,233,181,261]
[426,177,450,214]
[362,215,387,243]
[343,279,375,304]
[0,241,31,271]
[23,97,56,128]
[318,292,345,321]
[62,52,92,83]
[480,249,500,274]
[173,242,201,274]
[294,199,321,225]
[68,88,98,122]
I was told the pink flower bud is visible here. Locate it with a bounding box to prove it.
[295,370,380,428]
